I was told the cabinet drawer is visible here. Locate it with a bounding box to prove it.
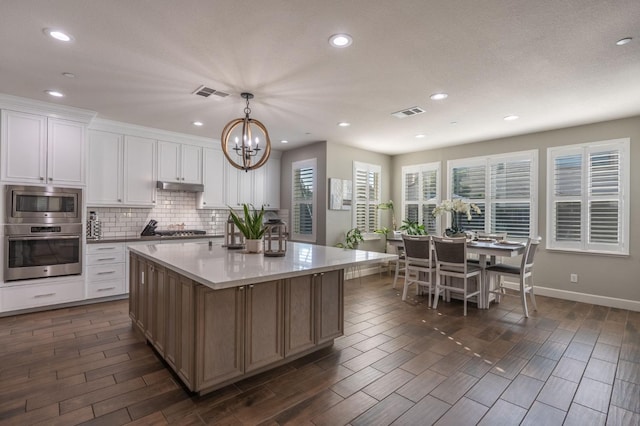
[87,251,125,265]
[1,280,84,312]
[87,243,124,255]
[87,279,126,299]
[87,263,125,282]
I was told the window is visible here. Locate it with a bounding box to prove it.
[353,161,381,233]
[547,139,629,254]
[291,158,316,242]
[448,150,537,238]
[401,163,440,234]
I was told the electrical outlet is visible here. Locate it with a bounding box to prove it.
[570,273,578,283]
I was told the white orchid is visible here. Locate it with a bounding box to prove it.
[432,199,481,221]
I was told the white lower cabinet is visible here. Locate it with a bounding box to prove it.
[86,243,126,299]
[1,279,85,312]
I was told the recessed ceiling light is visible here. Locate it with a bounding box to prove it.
[337,122,351,127]
[43,28,73,42]
[329,34,353,48]
[450,121,458,125]
[430,93,448,100]
[61,72,76,78]
[504,115,519,121]
[415,134,426,139]
[280,140,289,144]
[616,37,632,46]
[45,90,64,98]
[192,121,203,126]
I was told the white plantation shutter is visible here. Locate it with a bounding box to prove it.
[353,162,381,233]
[451,160,486,233]
[547,139,629,254]
[401,163,440,234]
[291,158,316,242]
[489,156,533,238]
[448,151,537,238]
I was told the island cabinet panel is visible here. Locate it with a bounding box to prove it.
[175,274,196,389]
[245,281,284,372]
[285,275,316,356]
[150,265,167,354]
[128,253,139,325]
[196,286,245,389]
[315,270,345,344]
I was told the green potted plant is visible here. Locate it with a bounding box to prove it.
[228,204,266,253]
[336,228,364,249]
[399,219,428,235]
[377,200,397,231]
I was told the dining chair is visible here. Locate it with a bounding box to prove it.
[401,235,434,305]
[432,236,483,316]
[391,246,406,289]
[485,236,541,317]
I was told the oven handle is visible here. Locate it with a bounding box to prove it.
[7,235,81,241]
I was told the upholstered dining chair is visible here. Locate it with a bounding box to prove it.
[485,236,542,317]
[401,235,434,305]
[432,236,483,316]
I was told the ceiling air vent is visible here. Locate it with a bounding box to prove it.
[391,106,426,119]
[192,85,230,98]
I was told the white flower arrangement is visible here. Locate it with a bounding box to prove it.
[432,199,481,235]
[432,199,481,220]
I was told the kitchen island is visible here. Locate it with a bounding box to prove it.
[128,241,396,395]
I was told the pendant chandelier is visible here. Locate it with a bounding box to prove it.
[221,92,271,172]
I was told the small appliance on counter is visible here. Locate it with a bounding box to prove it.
[86,211,102,240]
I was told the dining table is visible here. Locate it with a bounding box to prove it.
[386,236,526,309]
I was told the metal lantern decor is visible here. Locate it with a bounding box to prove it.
[264,219,287,257]
[224,214,245,249]
[221,92,272,172]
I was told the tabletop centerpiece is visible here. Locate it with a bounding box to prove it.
[228,203,266,253]
[432,199,481,238]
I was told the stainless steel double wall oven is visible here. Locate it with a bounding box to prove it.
[4,185,83,282]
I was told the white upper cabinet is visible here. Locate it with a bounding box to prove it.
[1,110,85,185]
[87,130,156,207]
[157,141,202,184]
[197,148,225,209]
[87,130,123,205]
[223,153,281,209]
[264,157,281,210]
[124,136,157,206]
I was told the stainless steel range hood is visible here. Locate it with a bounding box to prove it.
[156,181,204,192]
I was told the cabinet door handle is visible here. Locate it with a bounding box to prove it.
[177,177,180,180]
[48,177,53,181]
[96,257,116,261]
[95,247,116,251]
[203,202,206,205]
[118,199,122,202]
[39,177,45,181]
[97,287,116,292]
[34,293,56,298]
[97,271,116,275]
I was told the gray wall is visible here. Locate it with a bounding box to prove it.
[391,115,640,303]
[281,141,327,245]
[326,142,392,251]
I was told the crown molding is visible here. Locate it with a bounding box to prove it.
[0,93,96,124]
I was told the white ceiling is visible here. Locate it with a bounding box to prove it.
[1,0,639,155]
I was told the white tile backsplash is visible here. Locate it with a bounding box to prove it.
[87,190,231,238]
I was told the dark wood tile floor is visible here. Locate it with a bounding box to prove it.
[1,274,639,425]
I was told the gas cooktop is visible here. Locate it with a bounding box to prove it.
[153,230,207,237]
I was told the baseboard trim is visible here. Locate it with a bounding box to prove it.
[501,281,640,312]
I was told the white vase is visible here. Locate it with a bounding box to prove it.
[245,239,263,253]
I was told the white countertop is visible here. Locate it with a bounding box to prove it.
[128,241,397,290]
